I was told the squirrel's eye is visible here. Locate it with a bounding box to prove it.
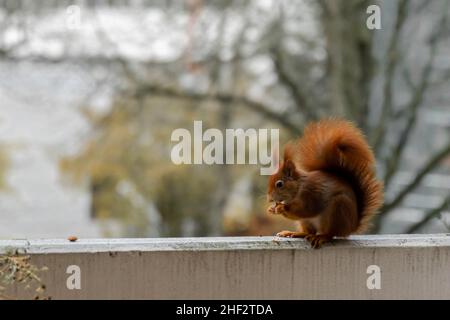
[275,180,284,188]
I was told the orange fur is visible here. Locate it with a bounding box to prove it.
[267,119,384,247]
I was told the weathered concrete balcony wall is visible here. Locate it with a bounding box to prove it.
[1,234,450,299]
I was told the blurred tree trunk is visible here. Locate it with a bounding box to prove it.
[320,0,374,132]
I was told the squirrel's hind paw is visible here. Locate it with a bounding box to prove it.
[305,234,332,249]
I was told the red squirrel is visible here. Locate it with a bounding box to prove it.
[267,119,384,248]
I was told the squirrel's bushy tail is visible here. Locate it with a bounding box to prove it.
[296,119,384,233]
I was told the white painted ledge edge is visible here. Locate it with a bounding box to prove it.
[1,234,450,254]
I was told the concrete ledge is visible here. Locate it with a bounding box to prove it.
[2,235,450,299]
[2,234,450,253]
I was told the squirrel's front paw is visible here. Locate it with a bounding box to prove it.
[276,230,308,238]
[267,204,276,214]
[274,203,287,215]
[267,202,286,215]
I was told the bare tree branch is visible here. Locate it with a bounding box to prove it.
[0,47,184,68]
[405,194,450,233]
[270,47,319,121]
[381,141,450,215]
[414,0,434,13]
[383,6,448,187]
[133,84,301,135]
[371,0,409,155]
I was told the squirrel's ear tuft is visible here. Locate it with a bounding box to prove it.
[283,159,298,178]
[283,142,295,162]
